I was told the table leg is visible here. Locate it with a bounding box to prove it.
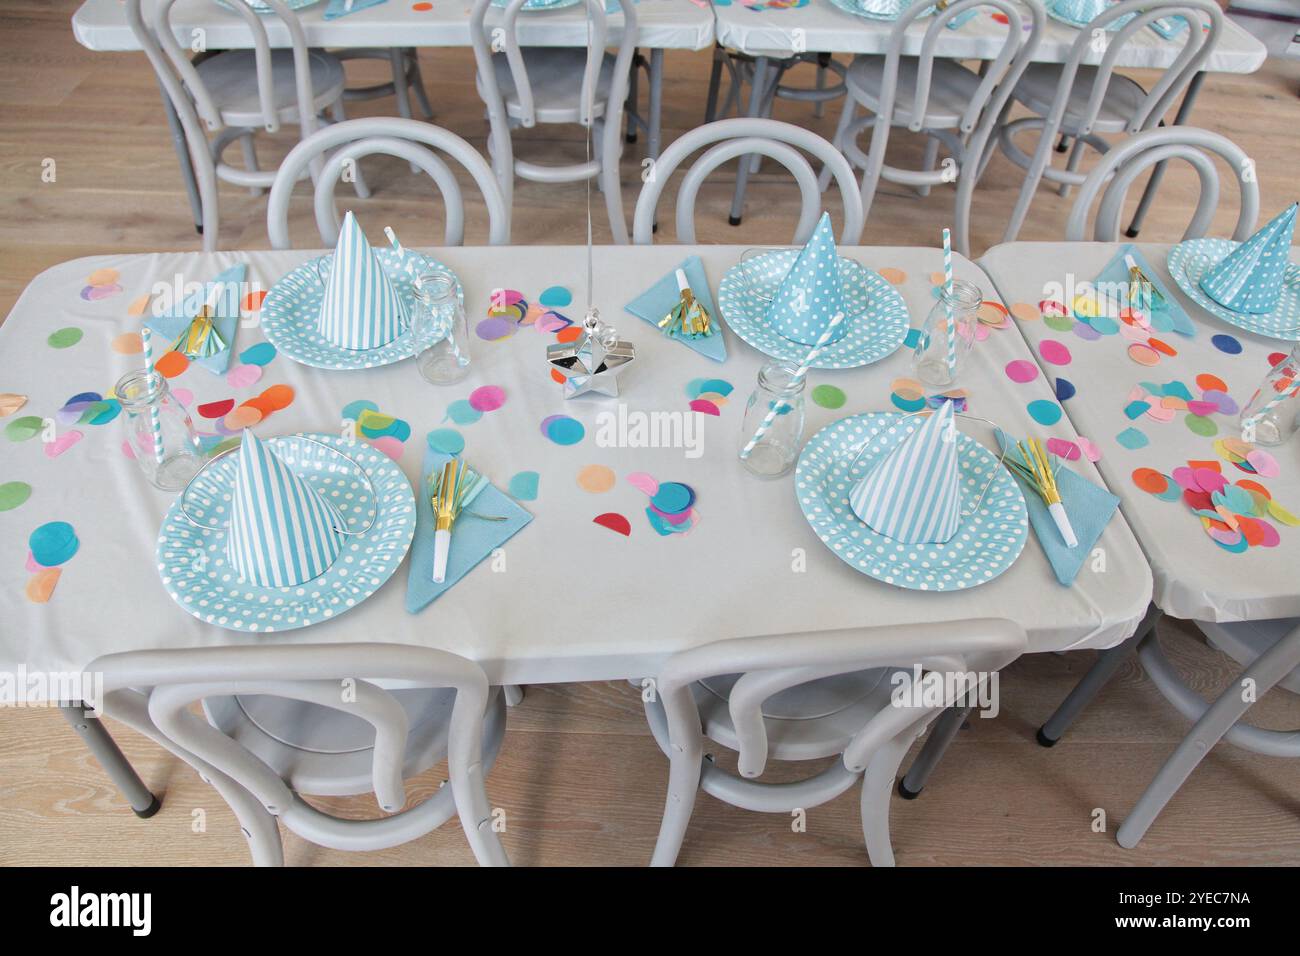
[1037,602,1161,747]
[59,703,161,818]
[728,55,770,227]
[897,704,971,799]
[648,48,664,163]
[157,77,204,236]
[1124,71,1206,239]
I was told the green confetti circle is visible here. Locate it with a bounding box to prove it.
[0,481,31,512]
[1043,314,1075,333]
[47,327,83,349]
[1184,413,1218,437]
[5,415,43,442]
[811,384,846,409]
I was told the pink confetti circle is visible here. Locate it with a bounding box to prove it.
[1038,339,1072,366]
[468,385,506,412]
[626,471,659,497]
[226,363,262,388]
[367,435,405,461]
[688,398,721,416]
[1246,449,1279,478]
[1004,360,1039,384]
[1045,437,1081,461]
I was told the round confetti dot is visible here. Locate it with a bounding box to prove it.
[891,393,927,413]
[367,435,404,461]
[426,428,465,455]
[342,399,379,422]
[445,400,483,425]
[1043,313,1075,333]
[127,294,151,317]
[413,2,433,9]
[1127,343,1160,366]
[688,399,721,416]
[593,512,631,537]
[6,415,44,441]
[1246,449,1280,478]
[0,393,27,417]
[242,290,268,312]
[626,472,659,496]
[475,317,515,341]
[225,362,261,387]
[25,567,61,603]
[239,342,277,366]
[1148,337,1177,357]
[508,471,539,500]
[468,385,506,412]
[1054,378,1076,401]
[554,326,583,344]
[977,301,1008,327]
[538,286,572,308]
[1185,413,1218,437]
[29,520,78,567]
[536,311,571,333]
[1039,299,1069,317]
[45,431,83,458]
[1267,351,1287,367]
[0,481,32,511]
[878,268,907,285]
[1088,314,1119,336]
[1211,334,1242,355]
[1132,468,1169,494]
[1196,373,1228,393]
[546,416,585,446]
[224,405,263,429]
[1038,339,1072,366]
[550,369,567,385]
[87,267,119,286]
[1045,438,1081,461]
[811,384,846,409]
[111,332,142,354]
[198,399,234,419]
[1004,360,1038,384]
[1009,302,1039,322]
[48,327,83,349]
[577,464,616,493]
[651,482,694,515]
[928,272,947,286]
[1072,321,1101,341]
[1026,399,1062,425]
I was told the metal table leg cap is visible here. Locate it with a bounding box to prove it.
[1124,227,1139,239]
[728,215,742,226]
[133,795,162,819]
[897,778,922,800]
[1036,727,1059,748]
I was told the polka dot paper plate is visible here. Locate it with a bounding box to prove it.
[796,412,1028,591]
[1167,239,1300,342]
[157,433,415,633]
[261,249,462,370]
[717,249,909,369]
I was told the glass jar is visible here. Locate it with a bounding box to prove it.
[1239,344,1300,446]
[738,360,806,479]
[912,279,982,388]
[115,369,204,491]
[412,271,470,385]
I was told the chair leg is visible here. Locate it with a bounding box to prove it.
[819,89,859,193]
[728,55,770,227]
[406,49,434,120]
[647,48,664,163]
[705,47,725,123]
[650,746,704,867]
[389,48,413,120]
[239,134,264,197]
[503,685,524,707]
[860,718,928,867]
[211,771,284,866]
[915,135,940,198]
[60,704,161,818]
[1039,603,1160,746]
[898,704,970,798]
[625,51,640,144]
[1116,622,1300,849]
[1057,137,1086,198]
[1001,122,1060,243]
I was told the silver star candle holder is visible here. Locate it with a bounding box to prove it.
[546,308,636,399]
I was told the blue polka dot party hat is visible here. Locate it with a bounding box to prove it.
[318,210,409,350]
[765,211,849,346]
[849,401,962,545]
[1200,202,1297,316]
[225,430,346,589]
[1049,0,1113,24]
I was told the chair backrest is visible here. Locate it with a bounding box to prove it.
[632,118,865,244]
[1043,0,1223,138]
[879,0,1042,136]
[1065,127,1259,241]
[469,0,638,129]
[654,619,1026,779]
[267,117,512,247]
[149,0,317,136]
[90,643,508,865]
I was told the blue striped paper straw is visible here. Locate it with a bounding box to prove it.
[139,327,165,465]
[942,228,956,375]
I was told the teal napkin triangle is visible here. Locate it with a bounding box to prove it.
[624,255,727,363]
[144,263,245,375]
[405,447,533,613]
[1096,244,1195,337]
[325,0,387,18]
[996,431,1120,587]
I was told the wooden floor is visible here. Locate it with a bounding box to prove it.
[1,2,1298,866]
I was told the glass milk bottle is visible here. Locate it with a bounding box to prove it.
[912,279,982,387]
[412,272,471,385]
[1240,343,1300,446]
[738,360,806,478]
[115,369,204,491]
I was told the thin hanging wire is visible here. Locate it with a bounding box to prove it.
[584,0,594,314]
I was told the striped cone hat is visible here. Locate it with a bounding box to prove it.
[849,402,962,544]
[225,430,346,588]
[318,210,409,350]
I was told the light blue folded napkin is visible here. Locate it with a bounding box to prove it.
[405,447,533,613]
[996,431,1120,587]
[325,0,386,19]
[1096,243,1196,337]
[625,254,727,363]
[143,263,245,375]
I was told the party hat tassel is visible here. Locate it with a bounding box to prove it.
[1124,253,1165,314]
[659,269,715,339]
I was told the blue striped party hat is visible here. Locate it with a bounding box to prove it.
[1199,203,1297,316]
[849,403,962,544]
[318,211,409,350]
[765,212,849,346]
[225,430,346,588]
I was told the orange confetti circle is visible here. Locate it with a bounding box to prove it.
[1009,302,1039,322]
[25,567,61,603]
[555,326,583,344]
[1127,343,1160,366]
[111,332,142,354]
[87,267,119,287]
[241,289,268,312]
[412,1,432,8]
[224,405,263,430]
[257,384,295,411]
[127,295,151,317]
[576,464,617,493]
[1196,373,1227,393]
[1132,468,1168,494]
[154,350,190,378]
[877,267,907,285]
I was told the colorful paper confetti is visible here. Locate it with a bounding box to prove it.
[507,471,539,501]
[576,464,616,493]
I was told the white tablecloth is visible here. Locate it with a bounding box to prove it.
[72,0,716,52]
[0,244,1151,687]
[979,241,1300,623]
[712,1,1266,71]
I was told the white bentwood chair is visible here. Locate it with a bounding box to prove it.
[641,619,1027,866]
[631,118,864,245]
[128,0,359,252]
[266,117,512,248]
[469,0,637,243]
[823,0,1044,257]
[89,643,510,866]
[997,0,1224,243]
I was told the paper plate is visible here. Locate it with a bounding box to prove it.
[1167,238,1300,342]
[157,433,416,632]
[825,0,936,21]
[795,412,1028,591]
[215,0,322,12]
[1045,6,1134,30]
[262,248,462,370]
[717,249,909,369]
[491,0,582,9]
